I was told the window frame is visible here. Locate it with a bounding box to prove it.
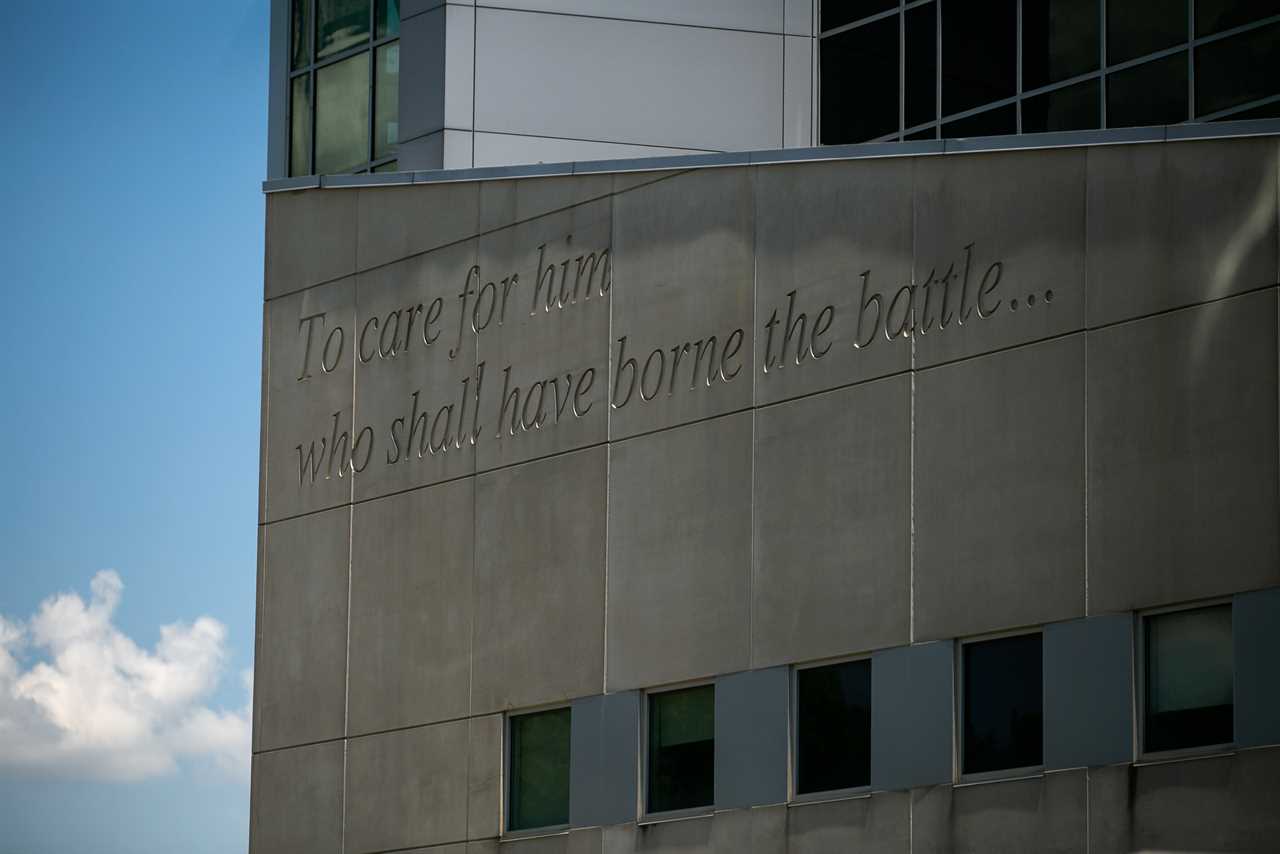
[956,628,1046,785]
[287,0,400,176]
[640,679,717,824]
[790,653,874,804]
[503,702,573,839]
[1136,598,1236,763]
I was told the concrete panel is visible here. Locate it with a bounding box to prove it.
[444,4,475,130]
[474,10,782,152]
[871,642,954,791]
[570,692,641,828]
[1043,615,1133,770]
[1235,586,1280,748]
[400,7,446,141]
[501,835,569,854]
[912,149,1087,367]
[472,446,607,712]
[477,174,615,233]
[914,336,1086,641]
[355,181,479,272]
[255,507,349,751]
[474,200,612,470]
[753,158,913,405]
[263,276,355,522]
[344,720,470,853]
[352,242,479,502]
[710,805,786,854]
[347,479,473,735]
[609,168,755,439]
[783,37,812,148]
[786,793,910,854]
[472,132,709,169]
[469,713,503,839]
[752,376,911,667]
[606,412,753,691]
[249,741,344,854]
[629,815,713,853]
[265,188,357,299]
[1089,748,1280,854]
[471,1,785,32]
[1087,290,1280,613]
[714,667,789,809]
[1086,138,1279,326]
[911,770,1087,854]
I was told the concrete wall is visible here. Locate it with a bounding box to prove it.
[253,134,1280,853]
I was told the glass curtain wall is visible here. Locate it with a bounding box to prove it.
[820,0,1280,144]
[289,0,400,176]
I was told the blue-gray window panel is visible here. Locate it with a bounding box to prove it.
[1234,587,1280,748]
[569,692,640,828]
[714,667,789,809]
[1043,615,1134,770]
[870,641,954,791]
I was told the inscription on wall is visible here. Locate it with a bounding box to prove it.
[287,239,1049,486]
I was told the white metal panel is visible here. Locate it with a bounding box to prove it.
[784,35,813,147]
[477,0,784,33]
[444,3,475,130]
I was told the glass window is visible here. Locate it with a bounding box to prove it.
[376,0,400,39]
[1212,98,1280,121]
[291,0,311,70]
[374,43,400,160]
[1108,0,1186,65]
[1145,605,1233,754]
[1022,0,1101,91]
[904,3,937,129]
[1107,52,1188,128]
[942,0,1016,116]
[316,52,371,174]
[372,159,399,173]
[1195,21,1280,117]
[796,660,871,795]
[318,0,371,59]
[820,15,899,144]
[508,708,571,832]
[1023,78,1101,132]
[1197,0,1276,37]
[648,686,714,814]
[942,103,1016,138]
[289,75,313,177]
[821,0,896,33]
[963,633,1043,776]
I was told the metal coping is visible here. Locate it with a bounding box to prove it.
[262,118,1280,193]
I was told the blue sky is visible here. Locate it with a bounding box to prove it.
[0,2,266,851]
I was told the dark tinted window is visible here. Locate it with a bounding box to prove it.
[905,126,938,140]
[1195,21,1280,117]
[1023,79,1101,132]
[1107,52,1188,127]
[963,634,1043,775]
[648,686,714,814]
[821,0,897,32]
[942,0,1017,115]
[291,0,311,70]
[1023,0,1101,90]
[1145,605,1233,754]
[1197,0,1277,37]
[796,660,872,794]
[820,15,900,143]
[376,0,400,38]
[942,104,1016,138]
[905,3,937,129]
[509,708,571,831]
[1108,0,1186,64]
[318,0,371,58]
[1213,99,1280,120]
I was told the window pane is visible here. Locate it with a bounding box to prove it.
[1212,98,1280,120]
[941,103,1016,138]
[1195,21,1280,117]
[372,159,399,172]
[1022,0,1101,90]
[1107,52,1188,127]
[820,16,899,144]
[963,634,1043,775]
[289,74,312,177]
[942,0,1016,116]
[318,0,371,59]
[905,126,938,140]
[316,52,370,174]
[1108,0,1186,64]
[291,0,311,70]
[376,0,400,38]
[1145,605,1233,753]
[374,43,400,160]
[904,3,937,129]
[796,660,871,794]
[1197,0,1276,37]
[648,686,714,814]
[821,0,896,33]
[509,708,571,831]
[1022,78,1101,132]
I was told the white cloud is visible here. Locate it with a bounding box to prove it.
[0,571,251,783]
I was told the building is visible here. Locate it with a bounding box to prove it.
[252,3,1280,853]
